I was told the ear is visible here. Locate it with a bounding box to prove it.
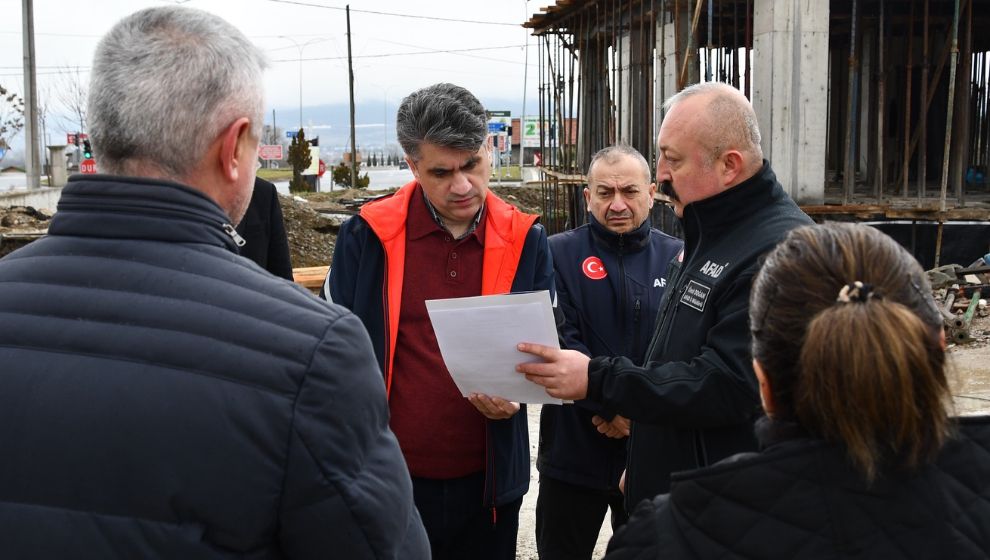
[219,117,254,183]
[405,155,419,180]
[753,358,776,417]
[719,149,745,187]
[583,186,591,207]
[648,182,657,208]
[939,328,947,351]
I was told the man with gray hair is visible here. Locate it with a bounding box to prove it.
[324,82,554,559]
[0,7,427,558]
[517,82,812,512]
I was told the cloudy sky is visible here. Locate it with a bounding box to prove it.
[0,0,541,141]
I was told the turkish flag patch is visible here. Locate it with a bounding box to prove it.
[582,256,608,280]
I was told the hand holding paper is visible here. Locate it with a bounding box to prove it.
[425,290,563,404]
[514,343,590,400]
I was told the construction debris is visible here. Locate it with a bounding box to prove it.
[931,257,990,346]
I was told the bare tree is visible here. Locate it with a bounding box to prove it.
[0,83,25,164]
[53,66,88,136]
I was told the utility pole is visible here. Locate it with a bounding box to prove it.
[346,5,358,188]
[22,0,40,189]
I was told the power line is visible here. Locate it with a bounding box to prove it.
[273,44,523,63]
[265,0,520,26]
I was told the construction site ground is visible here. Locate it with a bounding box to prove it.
[1,187,987,559]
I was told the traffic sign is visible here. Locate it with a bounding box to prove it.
[318,159,326,178]
[286,130,298,138]
[66,132,88,145]
[258,144,283,160]
[80,159,98,174]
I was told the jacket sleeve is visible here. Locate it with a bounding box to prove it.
[278,310,429,559]
[266,189,294,281]
[602,494,667,560]
[587,270,760,428]
[322,216,362,306]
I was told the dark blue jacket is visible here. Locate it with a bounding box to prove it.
[0,175,428,559]
[606,416,990,559]
[539,216,682,490]
[324,181,555,508]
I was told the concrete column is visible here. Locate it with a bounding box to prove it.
[47,145,67,188]
[656,17,679,122]
[752,0,829,204]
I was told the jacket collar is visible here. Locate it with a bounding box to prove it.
[680,160,782,245]
[50,175,242,252]
[587,213,651,254]
[360,180,529,246]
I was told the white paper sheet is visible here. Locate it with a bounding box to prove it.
[426,290,562,404]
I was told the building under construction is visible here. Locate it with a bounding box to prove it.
[524,0,990,266]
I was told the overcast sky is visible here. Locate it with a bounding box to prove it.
[0,0,540,138]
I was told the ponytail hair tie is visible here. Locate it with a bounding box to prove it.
[837,281,881,304]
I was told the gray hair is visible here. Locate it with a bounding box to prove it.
[396,83,488,161]
[88,6,268,178]
[663,82,763,164]
[587,144,651,184]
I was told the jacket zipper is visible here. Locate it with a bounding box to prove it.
[221,223,246,247]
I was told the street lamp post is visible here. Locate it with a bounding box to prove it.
[279,36,321,131]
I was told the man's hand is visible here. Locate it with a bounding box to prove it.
[591,414,630,438]
[515,343,590,400]
[467,393,520,420]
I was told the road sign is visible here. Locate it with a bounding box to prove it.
[286,130,298,138]
[66,132,88,145]
[488,122,505,133]
[318,160,326,178]
[258,144,283,160]
[80,159,98,174]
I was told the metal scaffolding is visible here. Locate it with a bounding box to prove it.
[525,0,990,238]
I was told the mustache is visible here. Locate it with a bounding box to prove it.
[606,210,633,220]
[659,181,680,203]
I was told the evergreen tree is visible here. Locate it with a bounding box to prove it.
[287,128,312,192]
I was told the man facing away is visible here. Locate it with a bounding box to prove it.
[518,81,813,512]
[323,83,555,560]
[536,145,682,559]
[0,7,427,558]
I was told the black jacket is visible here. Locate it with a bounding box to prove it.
[587,162,813,511]
[236,177,293,280]
[539,216,682,490]
[605,416,990,559]
[0,175,429,559]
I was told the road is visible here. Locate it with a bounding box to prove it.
[0,172,26,192]
[274,167,414,195]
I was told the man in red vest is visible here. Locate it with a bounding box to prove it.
[323,83,555,560]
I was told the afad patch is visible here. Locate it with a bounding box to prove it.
[680,280,711,312]
[582,256,608,280]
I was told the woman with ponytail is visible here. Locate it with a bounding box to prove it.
[604,223,990,559]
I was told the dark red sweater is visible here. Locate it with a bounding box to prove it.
[388,189,487,478]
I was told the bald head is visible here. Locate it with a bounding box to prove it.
[663,82,763,169]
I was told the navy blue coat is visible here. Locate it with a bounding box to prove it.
[0,176,428,559]
[539,216,682,490]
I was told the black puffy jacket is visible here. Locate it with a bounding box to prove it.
[605,416,990,559]
[587,162,813,511]
[539,216,682,490]
[0,176,429,559]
